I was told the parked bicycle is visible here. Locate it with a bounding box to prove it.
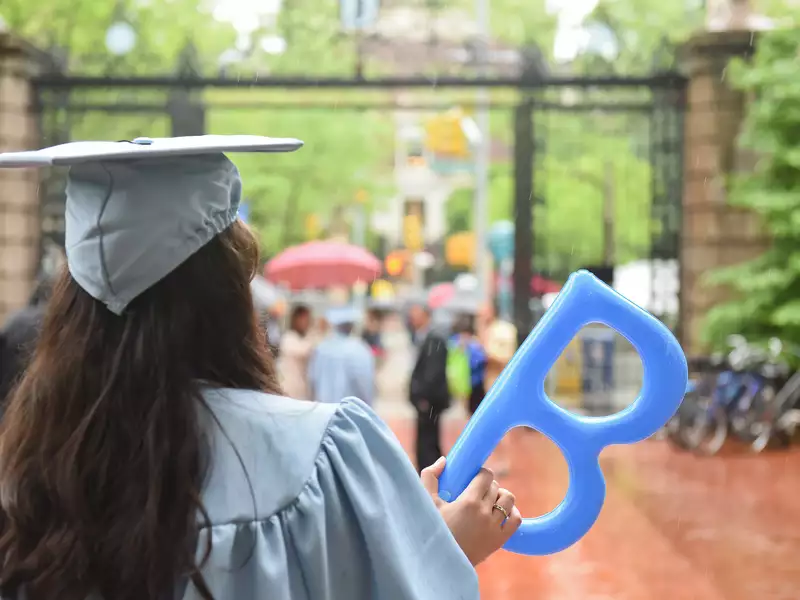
[749,357,800,453]
[669,336,799,455]
[665,369,714,451]
[666,352,735,454]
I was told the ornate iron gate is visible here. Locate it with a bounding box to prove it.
[511,72,686,340]
[32,63,686,338]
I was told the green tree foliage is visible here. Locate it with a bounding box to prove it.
[1,0,395,255]
[575,0,705,73]
[211,105,393,256]
[572,0,800,75]
[271,0,358,76]
[703,28,800,348]
[1,0,235,73]
[447,119,651,276]
[226,0,395,254]
[445,0,703,72]
[445,0,558,55]
[438,1,682,273]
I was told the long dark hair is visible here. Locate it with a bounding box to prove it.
[0,220,280,600]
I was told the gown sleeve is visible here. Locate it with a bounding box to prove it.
[287,397,479,599]
[187,397,479,600]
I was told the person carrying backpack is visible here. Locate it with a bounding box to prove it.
[449,316,488,415]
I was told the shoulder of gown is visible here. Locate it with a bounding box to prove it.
[191,389,479,600]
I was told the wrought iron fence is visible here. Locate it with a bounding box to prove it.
[30,55,686,343]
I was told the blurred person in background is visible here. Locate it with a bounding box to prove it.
[451,315,488,417]
[309,307,375,405]
[0,275,54,409]
[316,314,330,337]
[0,138,522,600]
[478,304,518,475]
[361,308,385,364]
[478,304,519,390]
[408,303,450,473]
[277,304,316,399]
[265,300,285,355]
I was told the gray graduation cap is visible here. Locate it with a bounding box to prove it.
[325,306,361,327]
[0,135,303,315]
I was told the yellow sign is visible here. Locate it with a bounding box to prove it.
[371,279,395,299]
[304,213,320,240]
[424,108,470,158]
[445,231,475,268]
[403,214,424,251]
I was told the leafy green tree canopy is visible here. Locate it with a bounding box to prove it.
[2,0,394,255]
[703,27,800,350]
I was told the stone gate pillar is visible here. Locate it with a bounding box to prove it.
[679,30,767,353]
[0,32,41,323]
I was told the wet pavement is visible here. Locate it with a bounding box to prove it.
[386,417,800,600]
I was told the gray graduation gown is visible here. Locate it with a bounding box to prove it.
[187,389,479,599]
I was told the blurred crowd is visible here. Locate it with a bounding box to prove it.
[0,271,520,475]
[259,296,520,473]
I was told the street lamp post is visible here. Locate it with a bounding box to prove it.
[488,221,515,321]
[169,43,206,137]
[352,188,368,247]
[473,0,491,305]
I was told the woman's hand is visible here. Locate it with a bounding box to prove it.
[421,457,522,567]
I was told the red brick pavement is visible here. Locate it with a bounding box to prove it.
[388,417,800,600]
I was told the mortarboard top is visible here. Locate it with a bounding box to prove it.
[0,135,303,315]
[0,135,303,167]
[325,306,361,327]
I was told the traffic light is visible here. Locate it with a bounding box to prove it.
[385,251,407,277]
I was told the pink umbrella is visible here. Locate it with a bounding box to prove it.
[428,282,456,309]
[265,241,382,290]
[530,274,561,296]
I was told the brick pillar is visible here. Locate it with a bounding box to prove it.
[0,33,41,322]
[679,30,767,353]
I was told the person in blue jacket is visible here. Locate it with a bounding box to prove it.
[308,306,375,406]
[451,315,489,416]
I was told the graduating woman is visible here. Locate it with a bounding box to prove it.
[0,136,521,600]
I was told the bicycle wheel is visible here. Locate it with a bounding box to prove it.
[751,423,776,453]
[666,413,689,449]
[668,394,700,450]
[683,400,728,455]
[731,385,774,444]
[752,409,798,453]
[780,409,800,444]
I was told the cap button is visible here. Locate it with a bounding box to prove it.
[132,137,154,145]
